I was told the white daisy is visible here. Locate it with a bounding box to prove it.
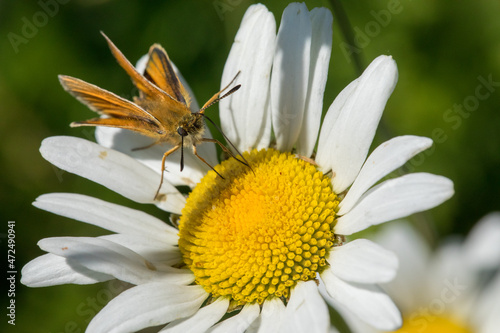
[344,213,500,333]
[22,3,455,333]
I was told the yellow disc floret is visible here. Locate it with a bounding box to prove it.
[178,148,339,305]
[395,314,473,333]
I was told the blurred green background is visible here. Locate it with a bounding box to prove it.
[1,0,499,332]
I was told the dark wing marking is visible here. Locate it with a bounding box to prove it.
[143,44,191,107]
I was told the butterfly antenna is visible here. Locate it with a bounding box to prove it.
[199,85,241,113]
[199,71,241,114]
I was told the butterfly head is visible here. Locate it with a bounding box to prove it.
[176,112,205,146]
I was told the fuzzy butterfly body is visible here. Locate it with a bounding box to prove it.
[59,32,243,199]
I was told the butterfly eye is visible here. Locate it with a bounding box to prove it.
[177,127,188,137]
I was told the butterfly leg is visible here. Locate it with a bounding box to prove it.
[192,144,224,179]
[131,140,159,151]
[155,144,181,200]
[200,137,250,169]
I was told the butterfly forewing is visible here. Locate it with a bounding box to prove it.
[143,44,191,108]
[59,75,161,123]
[72,116,164,137]
[101,32,168,104]
[59,75,164,137]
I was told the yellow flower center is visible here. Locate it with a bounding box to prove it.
[178,148,339,305]
[394,314,473,333]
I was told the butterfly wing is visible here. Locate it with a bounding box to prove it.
[59,75,164,137]
[142,44,191,108]
[101,32,190,114]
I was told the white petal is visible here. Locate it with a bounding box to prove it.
[321,267,401,330]
[38,237,192,285]
[220,3,275,152]
[100,234,182,268]
[247,298,286,333]
[87,283,208,333]
[33,193,178,246]
[373,222,431,313]
[338,136,433,215]
[161,297,229,333]
[135,54,148,74]
[296,7,333,157]
[21,253,112,287]
[40,136,186,213]
[282,280,330,333]
[335,173,454,235]
[316,56,398,193]
[207,303,260,333]
[316,79,358,164]
[463,212,500,270]
[95,126,214,188]
[328,239,398,283]
[271,2,311,152]
[424,241,474,306]
[474,272,500,333]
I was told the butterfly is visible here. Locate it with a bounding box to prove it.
[59,32,245,199]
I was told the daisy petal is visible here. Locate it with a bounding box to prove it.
[316,55,398,193]
[246,298,286,333]
[474,272,500,333]
[296,7,333,157]
[21,253,112,287]
[207,303,260,333]
[271,2,311,152]
[316,79,358,165]
[38,237,193,285]
[335,173,454,235]
[87,283,207,333]
[282,281,330,333]
[100,234,182,268]
[161,297,229,333]
[338,135,433,215]
[96,126,215,188]
[33,193,178,245]
[463,212,500,270]
[328,239,398,283]
[220,4,275,152]
[40,136,186,213]
[374,222,431,312]
[321,267,401,330]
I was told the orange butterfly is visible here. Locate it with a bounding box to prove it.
[59,32,245,199]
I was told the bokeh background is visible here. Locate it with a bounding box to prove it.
[1,0,499,332]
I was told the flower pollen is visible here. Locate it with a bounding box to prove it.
[178,148,339,305]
